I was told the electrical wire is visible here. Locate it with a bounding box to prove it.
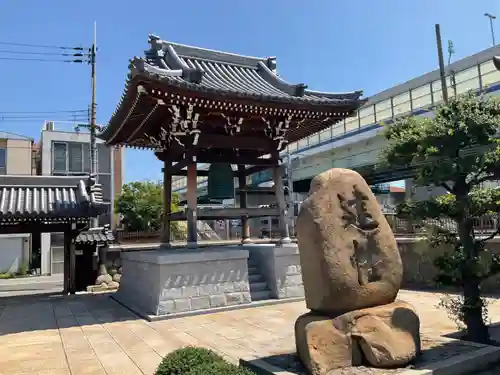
[0,57,88,63]
[0,116,89,120]
[0,49,88,57]
[0,41,85,50]
[0,109,88,114]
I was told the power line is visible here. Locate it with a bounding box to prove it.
[0,56,88,63]
[0,41,84,50]
[0,109,88,114]
[0,49,89,57]
[0,115,88,119]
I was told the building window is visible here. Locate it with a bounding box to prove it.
[308,133,319,147]
[375,100,392,122]
[319,127,332,142]
[52,141,91,175]
[431,80,443,103]
[297,138,308,150]
[392,92,411,117]
[332,121,344,136]
[480,60,500,88]
[453,66,480,95]
[53,142,68,174]
[345,115,359,132]
[97,144,111,174]
[0,148,6,175]
[411,84,432,110]
[358,105,375,126]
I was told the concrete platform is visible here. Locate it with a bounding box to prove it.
[114,243,304,318]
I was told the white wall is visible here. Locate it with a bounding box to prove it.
[0,235,29,273]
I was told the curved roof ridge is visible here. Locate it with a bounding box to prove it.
[148,33,270,68]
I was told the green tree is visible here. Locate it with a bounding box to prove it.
[116,180,181,232]
[380,91,500,344]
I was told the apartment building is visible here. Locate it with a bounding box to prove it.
[37,121,123,275]
[0,132,35,274]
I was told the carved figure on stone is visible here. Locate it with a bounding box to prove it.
[294,168,420,374]
[296,168,403,315]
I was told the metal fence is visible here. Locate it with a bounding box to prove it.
[114,214,500,243]
[385,213,499,236]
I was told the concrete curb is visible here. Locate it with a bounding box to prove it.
[111,293,304,322]
[240,340,500,375]
[240,357,296,375]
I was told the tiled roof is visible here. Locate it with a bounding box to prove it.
[75,226,115,245]
[122,34,363,105]
[0,175,109,224]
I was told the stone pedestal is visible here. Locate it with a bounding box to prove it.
[295,300,421,375]
[247,243,304,299]
[114,246,251,317]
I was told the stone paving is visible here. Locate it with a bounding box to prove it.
[0,289,499,375]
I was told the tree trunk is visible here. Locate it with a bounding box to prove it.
[458,216,490,344]
[463,278,489,343]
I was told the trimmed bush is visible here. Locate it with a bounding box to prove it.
[154,346,226,375]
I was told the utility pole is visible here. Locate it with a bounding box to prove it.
[485,13,497,46]
[435,24,449,104]
[90,22,98,229]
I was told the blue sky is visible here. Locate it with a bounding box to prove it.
[0,0,499,184]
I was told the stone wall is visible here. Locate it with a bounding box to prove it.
[398,238,500,293]
[115,247,251,317]
[247,244,304,299]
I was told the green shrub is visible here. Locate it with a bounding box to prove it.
[185,361,255,375]
[18,262,29,276]
[154,347,226,375]
[0,273,12,279]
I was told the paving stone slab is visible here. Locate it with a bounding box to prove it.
[240,335,500,375]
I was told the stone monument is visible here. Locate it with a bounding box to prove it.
[295,168,421,374]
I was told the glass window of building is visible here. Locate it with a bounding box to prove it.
[319,127,331,142]
[375,99,392,121]
[359,105,375,126]
[332,121,344,136]
[53,142,67,174]
[411,84,432,110]
[345,115,359,132]
[297,138,308,150]
[69,143,83,173]
[446,76,456,99]
[480,60,500,87]
[97,144,111,174]
[431,80,443,103]
[0,148,6,174]
[453,66,480,95]
[392,91,411,116]
[308,132,319,146]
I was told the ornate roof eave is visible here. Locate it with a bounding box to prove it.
[128,58,364,107]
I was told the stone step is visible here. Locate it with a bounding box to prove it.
[249,281,268,292]
[248,274,264,283]
[250,290,273,301]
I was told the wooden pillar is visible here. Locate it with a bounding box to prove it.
[186,160,198,248]
[238,165,251,243]
[63,231,70,294]
[64,224,77,295]
[272,163,291,244]
[162,161,172,247]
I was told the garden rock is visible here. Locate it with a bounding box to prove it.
[295,301,420,374]
[296,168,403,315]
